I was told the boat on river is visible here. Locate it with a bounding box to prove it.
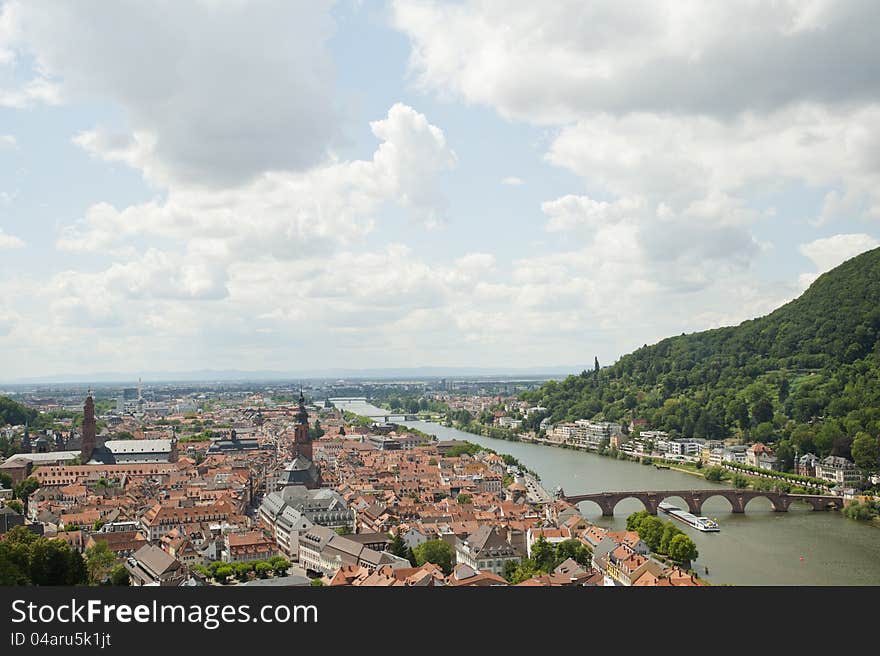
[658,501,720,532]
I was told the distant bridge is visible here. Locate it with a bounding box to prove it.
[557,488,844,516]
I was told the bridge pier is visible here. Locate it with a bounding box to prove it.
[729,495,745,513]
[683,494,703,516]
[597,495,616,517]
[641,494,660,516]
[769,495,791,512]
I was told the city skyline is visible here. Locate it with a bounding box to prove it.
[2,1,880,378]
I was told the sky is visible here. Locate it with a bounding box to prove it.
[1,0,879,380]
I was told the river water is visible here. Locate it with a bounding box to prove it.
[401,420,880,586]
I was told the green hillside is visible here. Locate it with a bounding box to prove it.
[522,247,880,472]
[0,397,37,427]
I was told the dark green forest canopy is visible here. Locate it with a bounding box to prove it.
[0,396,38,427]
[522,247,880,467]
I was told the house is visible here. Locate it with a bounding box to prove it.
[329,563,445,587]
[722,445,748,464]
[125,544,187,586]
[85,531,146,557]
[445,563,508,586]
[597,544,664,586]
[815,456,862,487]
[632,565,708,587]
[796,453,819,477]
[454,525,521,577]
[746,443,778,470]
[223,531,278,563]
[0,506,24,535]
[298,525,409,578]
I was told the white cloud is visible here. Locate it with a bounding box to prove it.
[0,134,15,148]
[798,233,880,288]
[3,0,339,186]
[546,105,880,218]
[393,1,880,123]
[0,228,24,250]
[21,104,459,372]
[59,104,456,257]
[501,176,524,186]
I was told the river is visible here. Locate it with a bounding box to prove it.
[401,420,880,586]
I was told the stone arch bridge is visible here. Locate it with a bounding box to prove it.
[557,488,844,516]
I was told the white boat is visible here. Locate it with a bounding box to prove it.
[658,502,720,532]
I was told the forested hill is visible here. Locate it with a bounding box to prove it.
[522,247,880,468]
[0,396,37,427]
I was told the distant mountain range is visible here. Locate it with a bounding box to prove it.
[3,365,583,385]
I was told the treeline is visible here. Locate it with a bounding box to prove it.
[504,536,592,584]
[0,397,38,427]
[626,511,698,564]
[0,526,129,586]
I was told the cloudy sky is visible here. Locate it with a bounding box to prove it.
[1,0,879,379]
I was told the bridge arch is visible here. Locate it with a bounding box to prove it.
[743,492,790,512]
[573,498,612,518]
[690,492,738,515]
[655,493,702,516]
[615,493,661,516]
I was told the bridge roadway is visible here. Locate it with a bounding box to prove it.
[557,488,845,516]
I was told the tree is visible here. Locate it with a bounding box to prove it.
[456,493,472,505]
[0,526,87,585]
[85,541,118,585]
[213,565,234,584]
[268,555,290,577]
[5,499,23,514]
[659,523,682,554]
[233,562,253,582]
[531,535,556,573]
[109,564,130,586]
[310,578,324,586]
[555,538,592,567]
[851,432,880,472]
[594,356,600,373]
[703,466,725,482]
[309,420,325,441]
[405,547,417,567]
[13,476,39,505]
[626,510,650,532]
[255,562,272,579]
[667,534,699,564]
[635,516,665,552]
[388,532,408,559]
[412,539,455,575]
[503,558,539,584]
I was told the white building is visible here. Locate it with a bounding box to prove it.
[815,456,862,487]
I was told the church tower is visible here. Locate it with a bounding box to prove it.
[81,391,97,463]
[19,422,32,454]
[293,390,312,462]
[276,391,322,490]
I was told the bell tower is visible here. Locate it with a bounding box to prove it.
[293,390,312,462]
[81,390,97,463]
